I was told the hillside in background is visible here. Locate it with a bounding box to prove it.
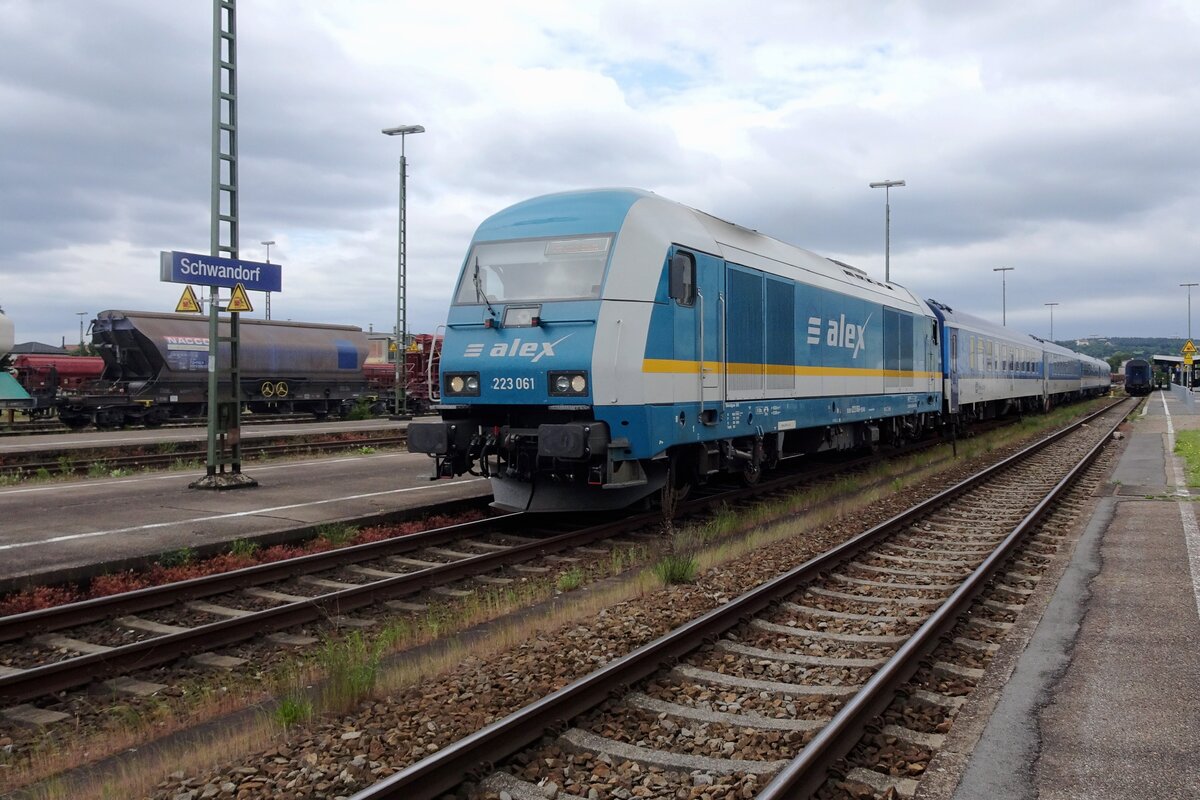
[1058,337,1188,371]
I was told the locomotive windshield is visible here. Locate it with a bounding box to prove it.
[453,235,612,305]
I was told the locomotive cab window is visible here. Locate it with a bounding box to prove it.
[453,234,613,305]
[669,250,695,306]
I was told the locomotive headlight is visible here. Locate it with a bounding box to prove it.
[548,370,588,397]
[444,372,480,396]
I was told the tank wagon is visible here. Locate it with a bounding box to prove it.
[408,188,1110,513]
[56,311,370,429]
[0,308,13,359]
[1123,358,1153,396]
[0,308,35,412]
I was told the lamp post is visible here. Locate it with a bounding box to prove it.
[382,124,425,419]
[1176,284,1195,388]
[868,179,905,283]
[993,267,1014,326]
[261,240,276,320]
[1045,302,1059,340]
[1182,283,1197,340]
[75,311,87,352]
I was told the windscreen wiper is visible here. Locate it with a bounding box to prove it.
[473,257,498,321]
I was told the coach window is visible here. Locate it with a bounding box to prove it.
[669,250,695,306]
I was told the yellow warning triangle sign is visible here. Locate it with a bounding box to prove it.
[227,283,254,313]
[1184,340,1197,355]
[175,285,202,313]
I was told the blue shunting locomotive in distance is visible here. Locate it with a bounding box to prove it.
[408,188,1109,512]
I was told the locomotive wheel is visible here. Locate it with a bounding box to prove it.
[740,463,762,486]
[658,453,693,519]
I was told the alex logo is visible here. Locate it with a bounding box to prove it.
[806,314,870,358]
[463,333,573,363]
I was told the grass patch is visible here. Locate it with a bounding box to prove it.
[270,665,313,729]
[158,547,196,568]
[346,398,375,421]
[1175,430,1200,485]
[317,626,402,712]
[229,538,260,559]
[556,567,584,592]
[653,552,699,585]
[315,523,359,547]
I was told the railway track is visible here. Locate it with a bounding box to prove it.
[0,412,342,437]
[0,430,964,711]
[343,399,1130,800]
[0,432,409,479]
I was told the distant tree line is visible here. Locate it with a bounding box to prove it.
[1058,337,1187,373]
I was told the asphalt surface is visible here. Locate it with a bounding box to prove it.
[0,448,489,586]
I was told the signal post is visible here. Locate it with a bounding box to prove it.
[1184,340,1196,388]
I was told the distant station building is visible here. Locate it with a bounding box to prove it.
[9,341,67,355]
[1153,354,1184,385]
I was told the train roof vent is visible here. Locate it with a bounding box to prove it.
[831,259,892,290]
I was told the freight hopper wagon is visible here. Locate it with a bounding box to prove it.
[409,188,943,512]
[57,311,370,429]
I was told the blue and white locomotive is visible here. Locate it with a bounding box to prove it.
[408,188,1109,512]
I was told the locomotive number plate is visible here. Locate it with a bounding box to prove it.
[492,376,536,391]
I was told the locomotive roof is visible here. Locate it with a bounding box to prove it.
[472,188,930,313]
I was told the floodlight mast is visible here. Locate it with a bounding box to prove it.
[382,124,426,418]
[868,179,906,283]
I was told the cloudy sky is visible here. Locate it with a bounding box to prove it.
[3,0,1199,347]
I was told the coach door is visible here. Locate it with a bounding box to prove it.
[669,248,724,425]
[696,252,724,423]
[949,332,960,412]
[926,319,939,395]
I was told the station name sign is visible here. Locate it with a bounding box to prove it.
[160,251,281,293]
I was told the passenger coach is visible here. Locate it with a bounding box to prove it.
[410,188,943,512]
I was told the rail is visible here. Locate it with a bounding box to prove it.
[347,399,1127,799]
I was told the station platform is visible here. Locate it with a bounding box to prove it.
[0,449,491,591]
[923,386,1200,798]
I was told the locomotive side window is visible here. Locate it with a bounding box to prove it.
[669,250,696,306]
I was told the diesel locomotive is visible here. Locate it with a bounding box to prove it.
[407,188,1109,512]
